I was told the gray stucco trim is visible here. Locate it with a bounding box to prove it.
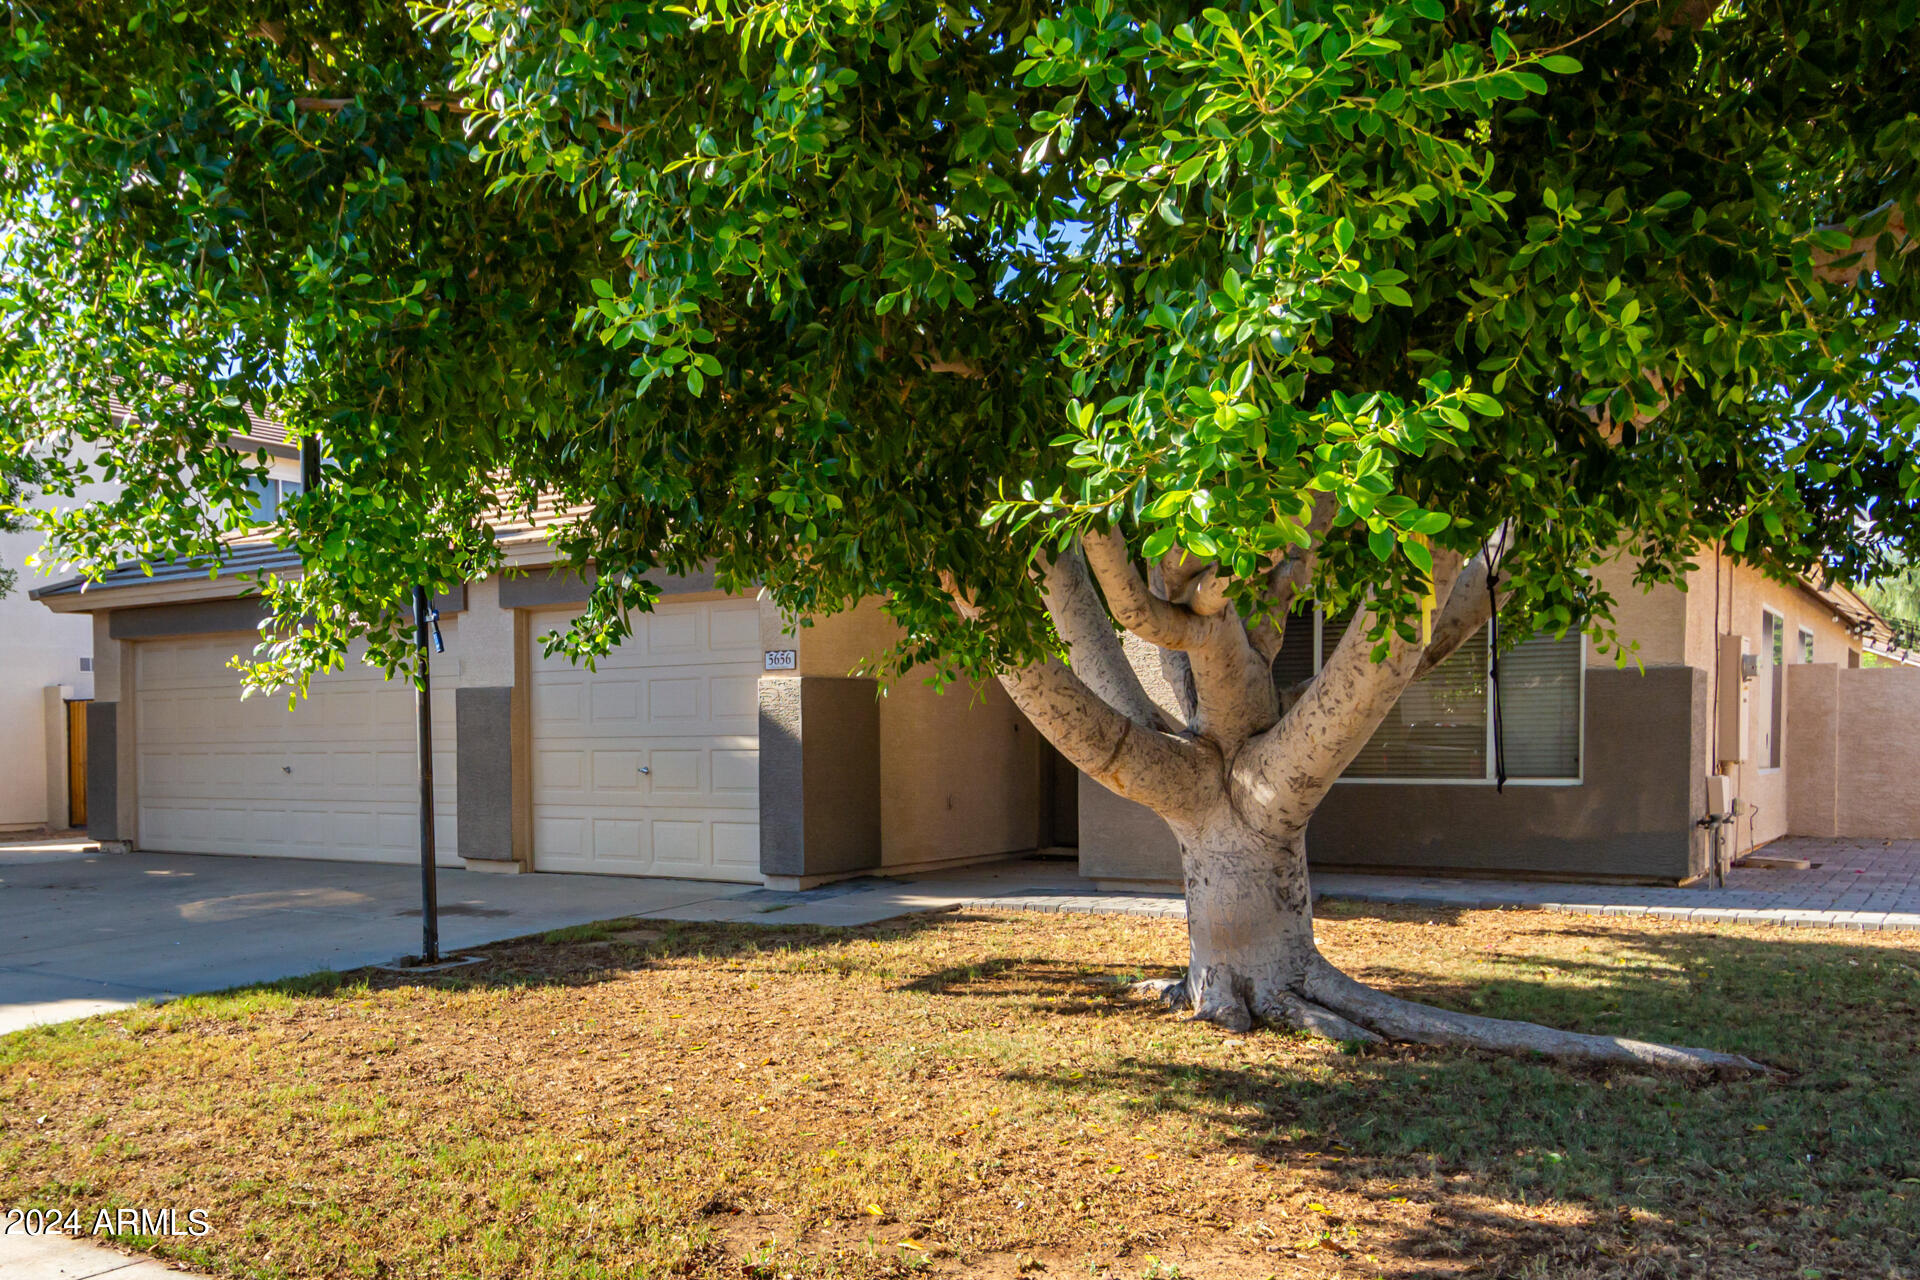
[498,564,720,609]
[1078,664,1707,884]
[455,686,517,862]
[103,587,466,639]
[108,598,269,640]
[758,678,806,876]
[85,701,120,843]
[758,676,881,879]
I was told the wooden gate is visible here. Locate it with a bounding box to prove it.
[66,698,89,829]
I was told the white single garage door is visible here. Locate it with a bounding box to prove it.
[531,598,760,879]
[135,634,459,863]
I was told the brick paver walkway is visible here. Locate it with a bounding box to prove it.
[967,837,1920,932]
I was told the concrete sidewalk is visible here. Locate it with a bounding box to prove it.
[0,839,757,1037]
[622,837,1920,932]
[0,1228,194,1279]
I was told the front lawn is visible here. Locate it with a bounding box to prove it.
[2,905,1916,1279]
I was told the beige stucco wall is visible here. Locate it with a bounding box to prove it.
[785,598,1042,868]
[876,679,1041,868]
[1679,553,1863,854]
[1787,664,1920,840]
[0,486,100,829]
[1834,668,1920,838]
[1785,664,1841,839]
[1590,554,1689,668]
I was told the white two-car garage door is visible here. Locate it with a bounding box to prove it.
[531,598,760,880]
[135,634,458,863]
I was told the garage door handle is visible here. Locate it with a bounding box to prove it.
[638,766,650,775]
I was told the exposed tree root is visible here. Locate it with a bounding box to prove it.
[1131,976,1191,1010]
[1258,989,1382,1045]
[1132,961,1772,1075]
[1297,959,1773,1075]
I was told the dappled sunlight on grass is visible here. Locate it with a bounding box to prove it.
[1,906,1915,1279]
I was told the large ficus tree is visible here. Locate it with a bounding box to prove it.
[4,0,1917,1069]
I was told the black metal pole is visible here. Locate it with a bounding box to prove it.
[413,584,440,964]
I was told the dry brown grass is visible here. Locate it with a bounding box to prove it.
[3,903,1917,1279]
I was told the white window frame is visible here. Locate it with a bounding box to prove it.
[1759,607,1786,773]
[1798,626,1815,664]
[1297,611,1587,788]
[246,476,304,523]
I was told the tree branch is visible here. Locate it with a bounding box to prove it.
[1080,529,1275,744]
[1248,492,1338,664]
[942,574,1212,814]
[1082,526,1204,650]
[1235,549,1466,831]
[1037,546,1174,732]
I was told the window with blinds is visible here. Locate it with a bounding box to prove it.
[1269,611,1583,783]
[1498,630,1583,778]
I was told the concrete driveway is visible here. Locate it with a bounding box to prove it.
[0,839,755,1036]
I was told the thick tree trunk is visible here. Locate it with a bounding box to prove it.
[1143,803,1769,1074]
[1164,814,1322,1031]
[982,537,1770,1075]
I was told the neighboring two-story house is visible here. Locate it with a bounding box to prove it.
[4,406,301,837]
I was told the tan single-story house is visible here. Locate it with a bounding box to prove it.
[1084,551,1919,887]
[32,526,1918,888]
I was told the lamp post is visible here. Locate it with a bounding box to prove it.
[412,584,443,964]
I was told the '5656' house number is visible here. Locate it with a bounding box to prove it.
[763,650,797,671]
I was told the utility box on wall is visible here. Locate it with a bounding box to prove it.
[1717,633,1753,763]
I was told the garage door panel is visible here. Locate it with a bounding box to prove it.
[709,604,760,651]
[536,748,585,792]
[591,680,644,723]
[534,814,585,857]
[646,750,701,793]
[645,676,701,722]
[712,821,759,869]
[712,675,758,719]
[647,610,705,653]
[591,817,646,862]
[136,632,458,864]
[532,599,760,880]
[534,681,584,729]
[591,751,646,793]
[649,820,705,868]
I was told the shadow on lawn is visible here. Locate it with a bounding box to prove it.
[930,923,1918,1275]
[118,911,1920,1278]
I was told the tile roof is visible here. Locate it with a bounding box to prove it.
[28,536,296,600]
[27,495,584,601]
[106,395,290,448]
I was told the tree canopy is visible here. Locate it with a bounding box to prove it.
[2,0,1916,684]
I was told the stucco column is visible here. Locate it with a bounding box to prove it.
[85,612,138,850]
[41,684,73,831]
[756,594,882,888]
[454,576,528,871]
[1785,663,1840,838]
